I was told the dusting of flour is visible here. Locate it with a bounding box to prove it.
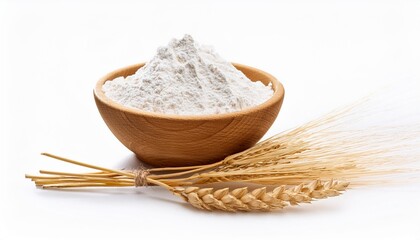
[102,35,273,115]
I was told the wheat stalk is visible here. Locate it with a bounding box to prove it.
[25,153,349,212]
[25,162,349,212]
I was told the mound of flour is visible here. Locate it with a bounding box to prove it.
[102,35,273,115]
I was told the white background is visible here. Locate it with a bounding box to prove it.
[1,0,420,239]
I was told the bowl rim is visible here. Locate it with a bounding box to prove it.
[94,62,285,121]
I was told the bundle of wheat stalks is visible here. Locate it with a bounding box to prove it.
[26,90,420,212]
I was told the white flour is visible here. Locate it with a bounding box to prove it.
[102,35,273,115]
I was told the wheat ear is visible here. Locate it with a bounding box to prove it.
[172,179,349,212]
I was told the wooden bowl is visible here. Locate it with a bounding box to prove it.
[94,63,285,167]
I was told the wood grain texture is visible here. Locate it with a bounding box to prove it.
[94,63,285,167]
